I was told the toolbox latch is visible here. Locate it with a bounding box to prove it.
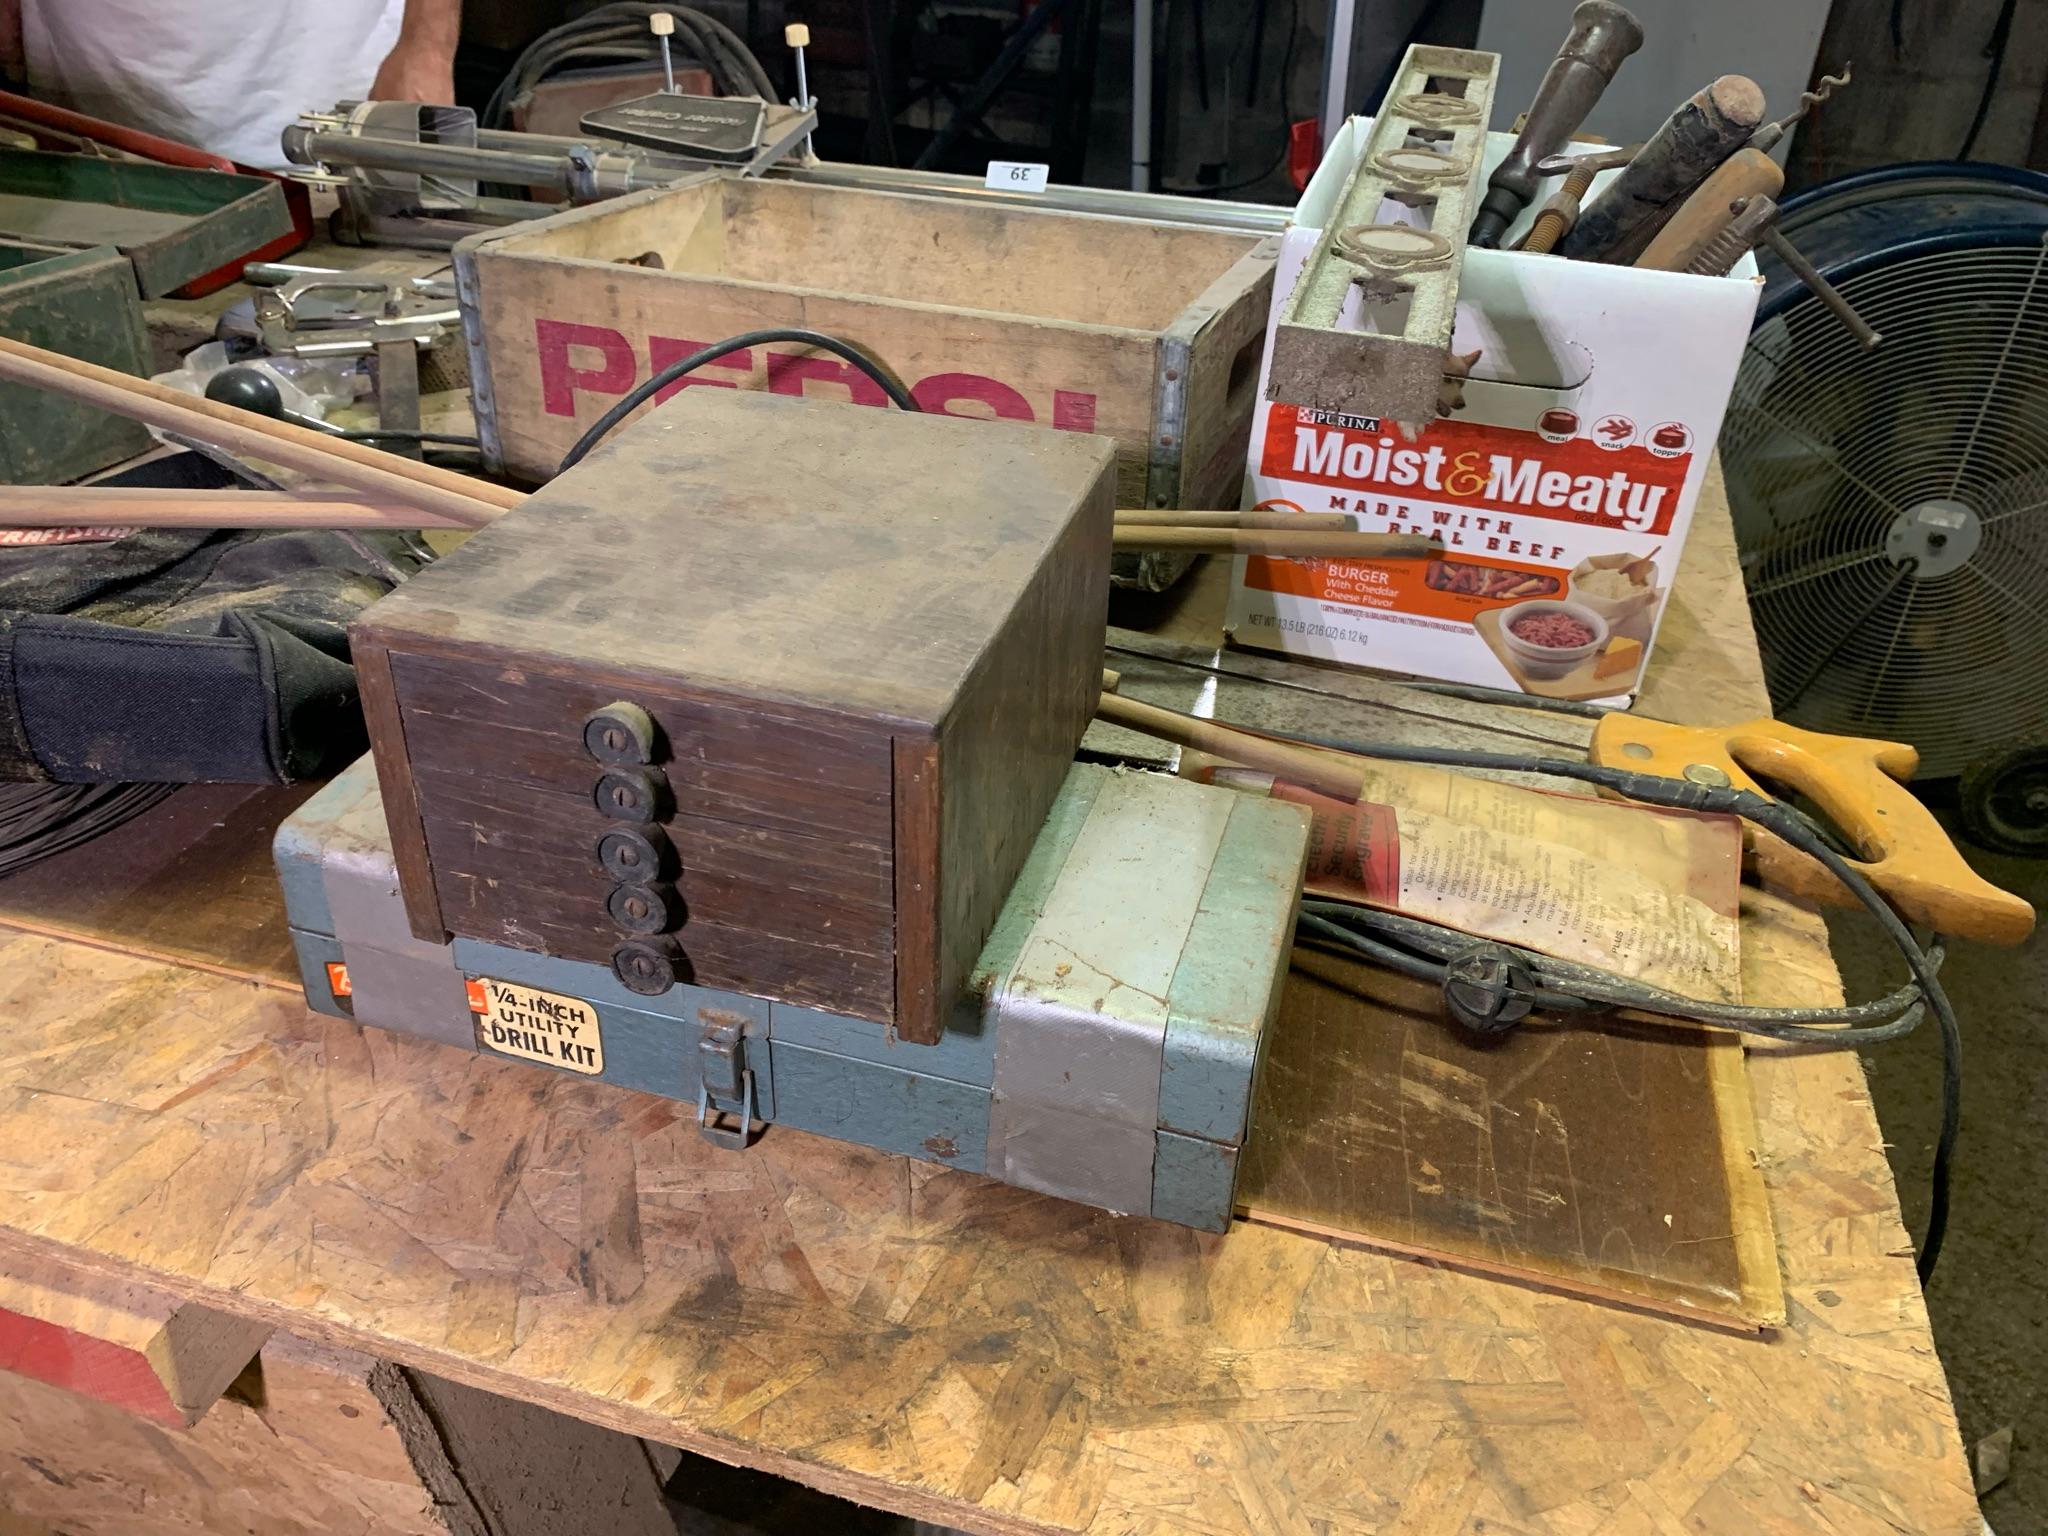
[696,1014,757,1150]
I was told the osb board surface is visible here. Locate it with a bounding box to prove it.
[0,909,1977,1535]
[0,463,1979,1534]
[1228,466,1783,1328]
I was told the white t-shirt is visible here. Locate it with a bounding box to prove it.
[22,0,405,168]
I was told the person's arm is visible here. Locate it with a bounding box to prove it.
[369,0,458,104]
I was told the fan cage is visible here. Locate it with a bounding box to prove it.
[1721,239,2048,778]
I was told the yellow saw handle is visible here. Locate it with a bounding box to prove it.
[1589,714,2035,945]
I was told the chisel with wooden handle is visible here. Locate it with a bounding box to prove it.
[1558,74,1766,262]
[1633,146,1784,272]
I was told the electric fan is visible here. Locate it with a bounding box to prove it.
[1719,163,2048,853]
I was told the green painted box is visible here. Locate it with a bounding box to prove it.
[0,240,151,485]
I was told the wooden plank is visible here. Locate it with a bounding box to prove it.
[392,651,897,840]
[0,1251,268,1427]
[0,1330,677,1536]
[356,639,448,944]
[919,467,1112,1042]
[1238,946,1783,1329]
[358,392,1115,728]
[464,176,1266,500]
[469,228,1165,498]
[890,735,944,1043]
[1163,240,1278,512]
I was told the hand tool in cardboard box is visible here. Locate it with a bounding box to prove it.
[1231,92,1762,702]
[1466,0,1644,250]
[1557,74,1766,262]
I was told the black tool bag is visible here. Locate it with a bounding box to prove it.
[0,457,423,784]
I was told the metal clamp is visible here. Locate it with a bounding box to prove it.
[251,272,457,357]
[696,1015,758,1149]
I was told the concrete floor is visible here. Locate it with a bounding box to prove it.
[1830,814,2048,1535]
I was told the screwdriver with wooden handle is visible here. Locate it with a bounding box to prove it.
[1633,146,1783,271]
[1558,74,1766,262]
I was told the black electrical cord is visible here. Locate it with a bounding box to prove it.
[483,3,775,129]
[1299,904,1938,1044]
[1229,717,1963,1282]
[1958,0,2018,160]
[1183,0,1298,197]
[556,328,920,474]
[0,783,177,878]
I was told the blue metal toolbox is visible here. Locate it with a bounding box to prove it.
[276,756,1308,1230]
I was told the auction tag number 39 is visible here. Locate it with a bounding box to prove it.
[984,161,1050,192]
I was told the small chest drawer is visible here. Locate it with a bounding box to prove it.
[353,388,1115,1042]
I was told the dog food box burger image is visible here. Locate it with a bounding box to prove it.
[1225,115,1760,704]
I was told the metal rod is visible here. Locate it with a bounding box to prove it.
[652,12,678,93]
[1761,226,1883,349]
[289,128,578,192]
[786,23,815,159]
[1133,0,1154,190]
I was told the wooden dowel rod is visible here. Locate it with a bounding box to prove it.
[0,487,472,530]
[1112,508,1354,530]
[1110,528,1437,559]
[0,335,514,529]
[1093,689,1365,802]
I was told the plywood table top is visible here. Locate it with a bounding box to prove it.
[0,469,1979,1535]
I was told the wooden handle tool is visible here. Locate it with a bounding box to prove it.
[1110,528,1436,559]
[1467,0,1645,249]
[1558,74,1766,262]
[0,486,476,529]
[1112,508,1353,530]
[1589,714,2036,943]
[1093,688,1366,802]
[1634,147,1785,272]
[0,334,513,530]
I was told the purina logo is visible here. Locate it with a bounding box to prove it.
[1264,405,1688,536]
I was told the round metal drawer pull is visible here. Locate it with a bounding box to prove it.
[596,825,676,882]
[606,880,683,935]
[582,701,662,765]
[593,765,670,822]
[613,936,688,995]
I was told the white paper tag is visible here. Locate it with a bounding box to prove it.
[472,978,605,1075]
[984,161,1050,193]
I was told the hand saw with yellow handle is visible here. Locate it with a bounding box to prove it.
[1588,714,2035,944]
